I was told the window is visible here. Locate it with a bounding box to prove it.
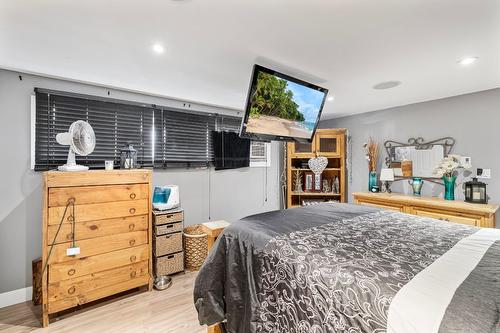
[32,89,242,170]
[250,141,271,167]
[33,90,154,171]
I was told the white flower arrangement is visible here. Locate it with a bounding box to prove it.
[433,154,469,178]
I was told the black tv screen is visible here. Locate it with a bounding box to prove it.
[240,65,328,142]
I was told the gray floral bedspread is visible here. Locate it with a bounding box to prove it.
[194,203,500,333]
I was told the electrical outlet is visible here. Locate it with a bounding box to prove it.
[66,247,80,256]
[460,156,472,169]
[477,168,491,179]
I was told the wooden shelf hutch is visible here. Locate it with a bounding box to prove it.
[286,128,347,208]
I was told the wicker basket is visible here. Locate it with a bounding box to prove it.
[154,232,183,257]
[154,211,183,225]
[155,252,184,276]
[155,221,183,235]
[183,225,208,270]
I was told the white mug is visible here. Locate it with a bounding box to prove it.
[105,160,114,171]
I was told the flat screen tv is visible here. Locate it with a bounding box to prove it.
[240,65,328,142]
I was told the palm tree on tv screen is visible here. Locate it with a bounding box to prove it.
[249,72,305,122]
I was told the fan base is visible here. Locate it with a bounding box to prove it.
[57,164,89,172]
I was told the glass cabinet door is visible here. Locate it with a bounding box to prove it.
[315,133,341,156]
[289,141,314,157]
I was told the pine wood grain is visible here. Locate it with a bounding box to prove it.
[48,184,149,207]
[44,170,151,187]
[48,245,149,283]
[47,231,148,264]
[286,129,347,208]
[48,275,150,314]
[48,199,149,225]
[42,170,152,326]
[353,192,499,228]
[48,261,149,303]
[47,215,148,245]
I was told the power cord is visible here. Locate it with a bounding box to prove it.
[42,198,76,275]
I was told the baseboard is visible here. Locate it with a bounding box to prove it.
[0,287,33,309]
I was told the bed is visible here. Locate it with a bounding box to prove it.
[194,203,500,333]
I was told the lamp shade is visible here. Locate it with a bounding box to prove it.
[380,168,395,181]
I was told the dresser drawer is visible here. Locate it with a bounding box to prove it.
[48,260,148,305]
[47,215,148,245]
[412,208,481,226]
[48,199,149,225]
[48,272,149,314]
[49,245,149,283]
[49,184,149,207]
[155,221,183,235]
[357,200,405,212]
[154,232,183,257]
[48,230,148,264]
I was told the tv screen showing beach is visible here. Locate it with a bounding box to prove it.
[245,70,326,139]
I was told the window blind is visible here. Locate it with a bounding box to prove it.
[34,89,242,171]
[34,90,154,171]
[154,110,242,168]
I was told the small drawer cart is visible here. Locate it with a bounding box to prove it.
[153,208,185,277]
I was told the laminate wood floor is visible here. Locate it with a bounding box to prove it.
[0,271,206,333]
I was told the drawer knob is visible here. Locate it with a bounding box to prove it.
[130,193,136,199]
[166,214,173,218]
[68,269,76,276]
[68,286,76,295]
[67,216,74,222]
[129,208,136,214]
[66,233,73,240]
[129,239,136,246]
[167,224,174,229]
[130,255,137,262]
[89,225,98,231]
[130,271,137,278]
[129,223,135,231]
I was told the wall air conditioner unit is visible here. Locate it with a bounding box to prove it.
[250,141,271,167]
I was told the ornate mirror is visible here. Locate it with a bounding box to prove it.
[384,137,456,179]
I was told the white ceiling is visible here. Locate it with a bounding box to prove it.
[1,0,499,119]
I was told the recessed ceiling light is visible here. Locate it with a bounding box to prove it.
[373,81,401,90]
[327,96,334,102]
[152,43,164,54]
[458,56,478,66]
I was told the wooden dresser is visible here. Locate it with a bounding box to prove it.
[353,192,499,228]
[41,170,152,326]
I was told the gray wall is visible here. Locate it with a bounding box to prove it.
[320,88,500,213]
[0,69,281,294]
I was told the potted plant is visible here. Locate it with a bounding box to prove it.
[433,155,470,200]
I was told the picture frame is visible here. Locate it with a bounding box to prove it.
[304,172,314,192]
[313,173,322,192]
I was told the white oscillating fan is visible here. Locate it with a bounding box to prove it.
[56,120,96,171]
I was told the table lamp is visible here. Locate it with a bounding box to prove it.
[380,168,395,193]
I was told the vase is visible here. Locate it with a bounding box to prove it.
[410,177,424,196]
[443,175,457,200]
[368,171,378,192]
